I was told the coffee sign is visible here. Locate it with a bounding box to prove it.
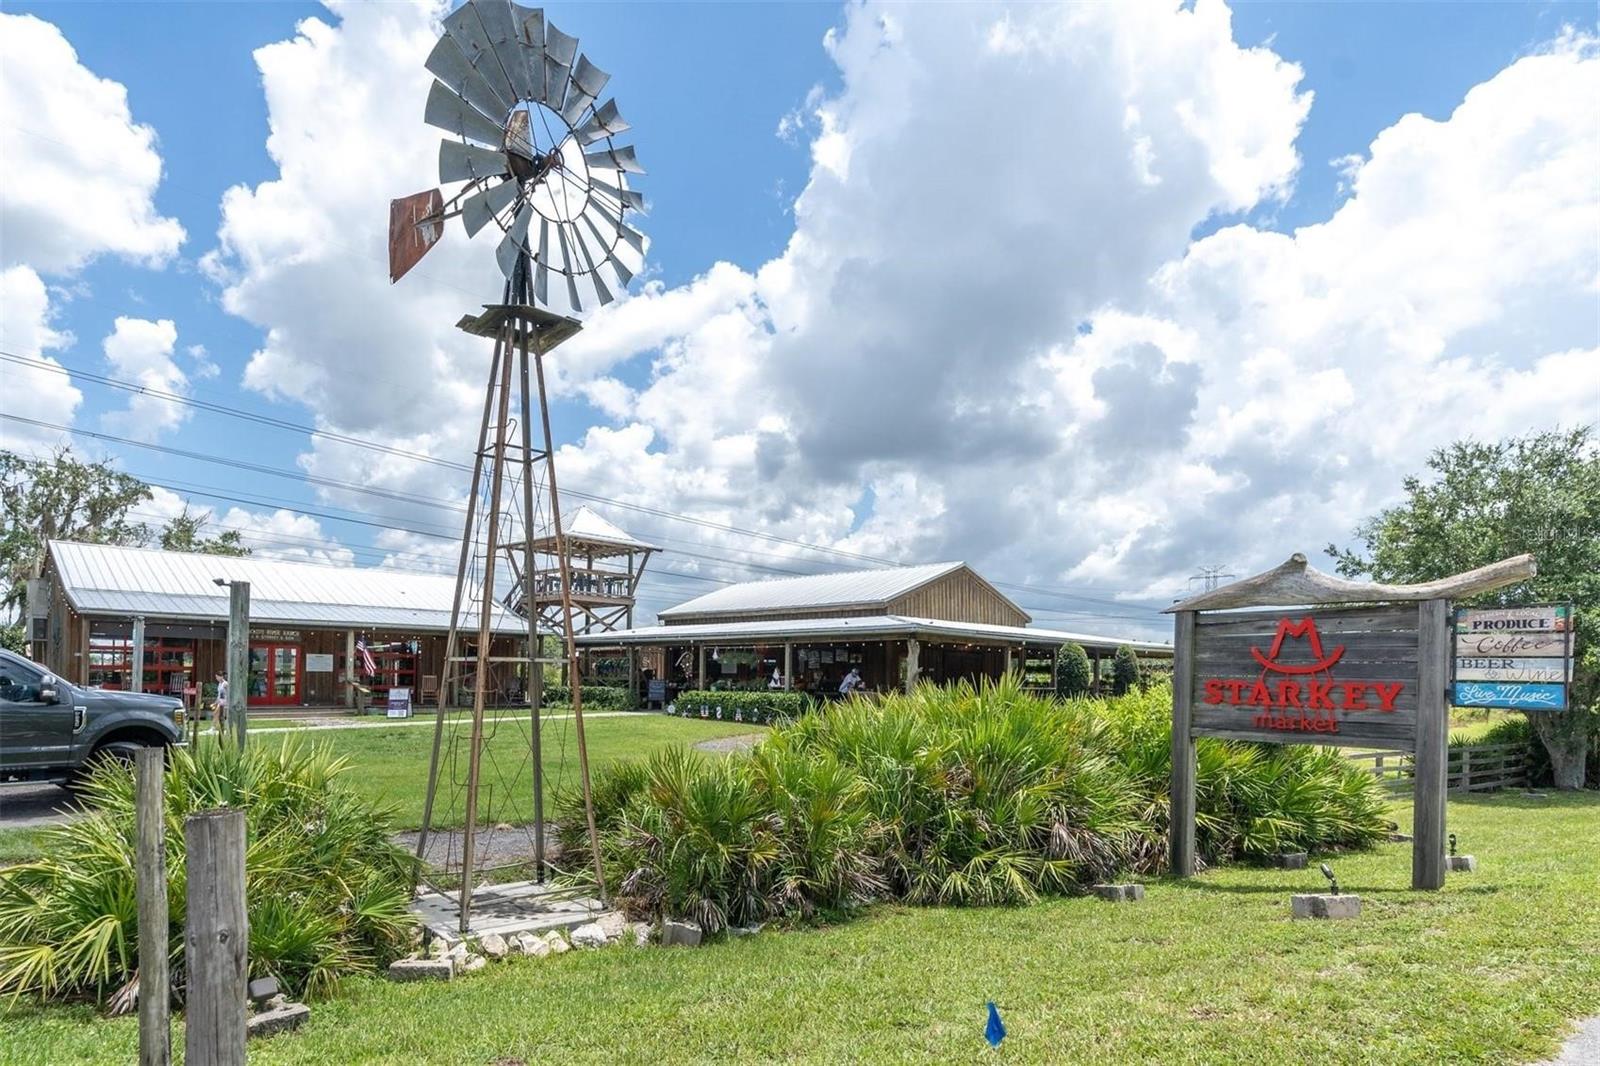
[1191,605,1420,750]
[1452,604,1573,711]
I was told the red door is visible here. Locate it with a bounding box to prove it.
[248,644,303,706]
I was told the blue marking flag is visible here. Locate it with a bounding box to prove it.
[985,1001,1006,1048]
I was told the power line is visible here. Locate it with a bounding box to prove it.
[4,350,1162,615]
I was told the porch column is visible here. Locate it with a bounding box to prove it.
[904,638,920,694]
[1003,644,1013,680]
[130,615,146,694]
[696,645,706,689]
[783,642,793,690]
[628,646,639,708]
[345,630,356,708]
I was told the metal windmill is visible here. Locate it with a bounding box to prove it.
[389,0,646,932]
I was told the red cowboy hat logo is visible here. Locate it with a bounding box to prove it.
[1250,617,1346,675]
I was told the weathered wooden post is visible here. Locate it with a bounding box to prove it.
[904,638,920,694]
[1169,611,1197,878]
[131,615,147,694]
[184,809,248,1066]
[224,581,250,749]
[1413,598,1449,890]
[135,747,169,1066]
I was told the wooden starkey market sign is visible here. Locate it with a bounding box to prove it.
[1165,551,1536,891]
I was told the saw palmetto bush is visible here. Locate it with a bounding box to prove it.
[561,677,1389,929]
[0,738,415,1007]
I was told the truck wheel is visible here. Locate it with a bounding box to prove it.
[65,739,161,792]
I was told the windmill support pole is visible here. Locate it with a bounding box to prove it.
[457,322,517,932]
[532,330,608,902]
[414,324,504,889]
[516,322,547,882]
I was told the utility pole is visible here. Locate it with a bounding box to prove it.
[215,579,250,749]
[1188,565,1236,594]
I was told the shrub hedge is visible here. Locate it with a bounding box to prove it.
[557,678,1388,933]
[667,689,811,725]
[540,684,634,711]
[0,738,415,1006]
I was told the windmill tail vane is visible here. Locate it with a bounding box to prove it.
[389,0,646,317]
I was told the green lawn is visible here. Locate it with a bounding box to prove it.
[224,712,755,830]
[0,828,48,865]
[5,791,1596,1065]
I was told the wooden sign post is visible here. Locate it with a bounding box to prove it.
[1166,552,1535,891]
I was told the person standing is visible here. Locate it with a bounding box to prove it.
[838,667,862,697]
[212,670,229,736]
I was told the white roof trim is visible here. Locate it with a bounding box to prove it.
[47,540,523,634]
[658,561,985,618]
[576,614,1171,654]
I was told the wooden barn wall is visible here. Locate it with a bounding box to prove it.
[889,570,1028,627]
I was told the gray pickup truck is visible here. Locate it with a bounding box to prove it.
[0,648,186,788]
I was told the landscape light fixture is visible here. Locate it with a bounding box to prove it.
[213,578,227,587]
[1449,833,1457,857]
[1320,862,1340,895]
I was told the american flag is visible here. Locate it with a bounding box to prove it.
[356,637,377,676]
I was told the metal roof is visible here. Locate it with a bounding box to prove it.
[48,541,522,634]
[566,506,659,551]
[576,614,1172,655]
[657,561,975,619]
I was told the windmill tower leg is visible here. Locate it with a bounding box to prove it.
[516,332,546,883]
[456,324,517,932]
[414,325,503,893]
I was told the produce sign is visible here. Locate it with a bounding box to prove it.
[1452,604,1573,711]
[1192,605,1419,750]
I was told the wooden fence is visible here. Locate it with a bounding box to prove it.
[1344,742,1529,795]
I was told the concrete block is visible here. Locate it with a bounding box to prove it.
[387,957,453,982]
[1446,855,1477,873]
[661,919,703,947]
[1290,893,1361,920]
[247,1002,310,1040]
[247,976,280,1005]
[1092,883,1145,902]
[1275,852,1309,870]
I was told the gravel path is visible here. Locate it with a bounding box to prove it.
[692,732,766,754]
[393,822,560,870]
[1533,1015,1600,1065]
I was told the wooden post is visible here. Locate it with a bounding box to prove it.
[1413,597,1449,890]
[1456,746,1472,794]
[783,642,793,690]
[131,615,146,694]
[904,638,920,694]
[344,630,356,708]
[184,809,247,1066]
[225,582,249,749]
[1169,611,1198,878]
[135,748,169,1066]
[696,645,706,689]
[1003,645,1014,679]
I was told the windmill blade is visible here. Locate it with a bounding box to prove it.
[560,55,610,125]
[461,177,519,238]
[573,226,614,305]
[592,176,644,213]
[503,109,535,161]
[583,143,644,175]
[583,213,632,287]
[425,80,506,148]
[441,0,518,104]
[588,195,646,255]
[542,22,577,112]
[576,219,617,302]
[469,0,537,103]
[495,201,534,279]
[389,188,445,283]
[575,99,630,145]
[555,223,583,311]
[426,34,513,122]
[439,140,510,184]
[509,4,547,89]
[534,217,551,305]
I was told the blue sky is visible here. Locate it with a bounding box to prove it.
[3,1,1595,635]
